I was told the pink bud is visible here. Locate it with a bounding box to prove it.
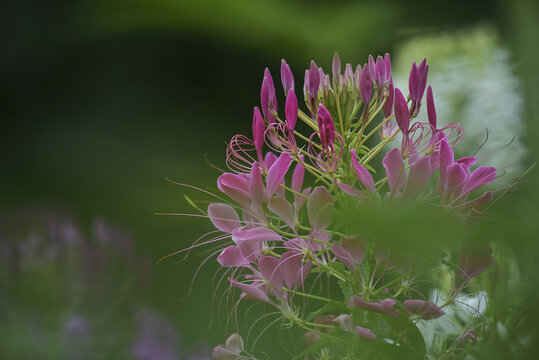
[280,59,294,95]
[344,63,354,87]
[332,52,341,88]
[285,90,298,131]
[308,60,320,100]
[384,53,391,86]
[355,326,376,341]
[360,63,372,105]
[252,106,265,155]
[426,86,437,129]
[393,88,410,133]
[260,68,278,123]
[383,78,394,118]
[317,104,335,149]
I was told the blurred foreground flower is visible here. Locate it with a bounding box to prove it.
[0,209,208,359]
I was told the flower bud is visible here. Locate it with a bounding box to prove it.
[285,90,298,131]
[260,68,278,123]
[252,106,265,155]
[280,59,294,95]
[308,60,320,101]
[317,104,335,149]
[360,63,372,106]
[332,52,341,89]
[394,88,410,133]
[355,326,376,341]
[426,85,437,129]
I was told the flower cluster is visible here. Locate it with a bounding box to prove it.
[189,53,498,359]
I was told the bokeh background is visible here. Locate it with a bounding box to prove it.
[1,0,538,358]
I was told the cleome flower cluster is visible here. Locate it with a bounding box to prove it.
[187,53,497,359]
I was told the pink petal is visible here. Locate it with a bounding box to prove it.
[217,173,250,208]
[307,187,334,232]
[217,245,248,267]
[437,139,454,192]
[264,152,278,169]
[457,191,493,212]
[294,187,311,214]
[258,255,283,294]
[208,203,242,233]
[291,160,305,193]
[249,162,265,205]
[268,196,295,230]
[383,148,406,193]
[212,344,240,360]
[265,152,292,200]
[455,157,477,169]
[279,251,302,289]
[230,278,268,302]
[331,242,355,272]
[350,149,375,193]
[341,235,367,265]
[445,163,469,198]
[296,260,312,289]
[336,182,363,199]
[232,226,282,243]
[404,156,432,199]
[461,166,497,195]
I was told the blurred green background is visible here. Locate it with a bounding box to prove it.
[1,0,538,358]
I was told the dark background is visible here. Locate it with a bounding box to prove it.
[1,0,538,358]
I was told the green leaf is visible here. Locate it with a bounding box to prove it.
[338,279,354,299]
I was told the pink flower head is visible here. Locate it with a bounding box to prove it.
[369,54,392,90]
[280,59,294,95]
